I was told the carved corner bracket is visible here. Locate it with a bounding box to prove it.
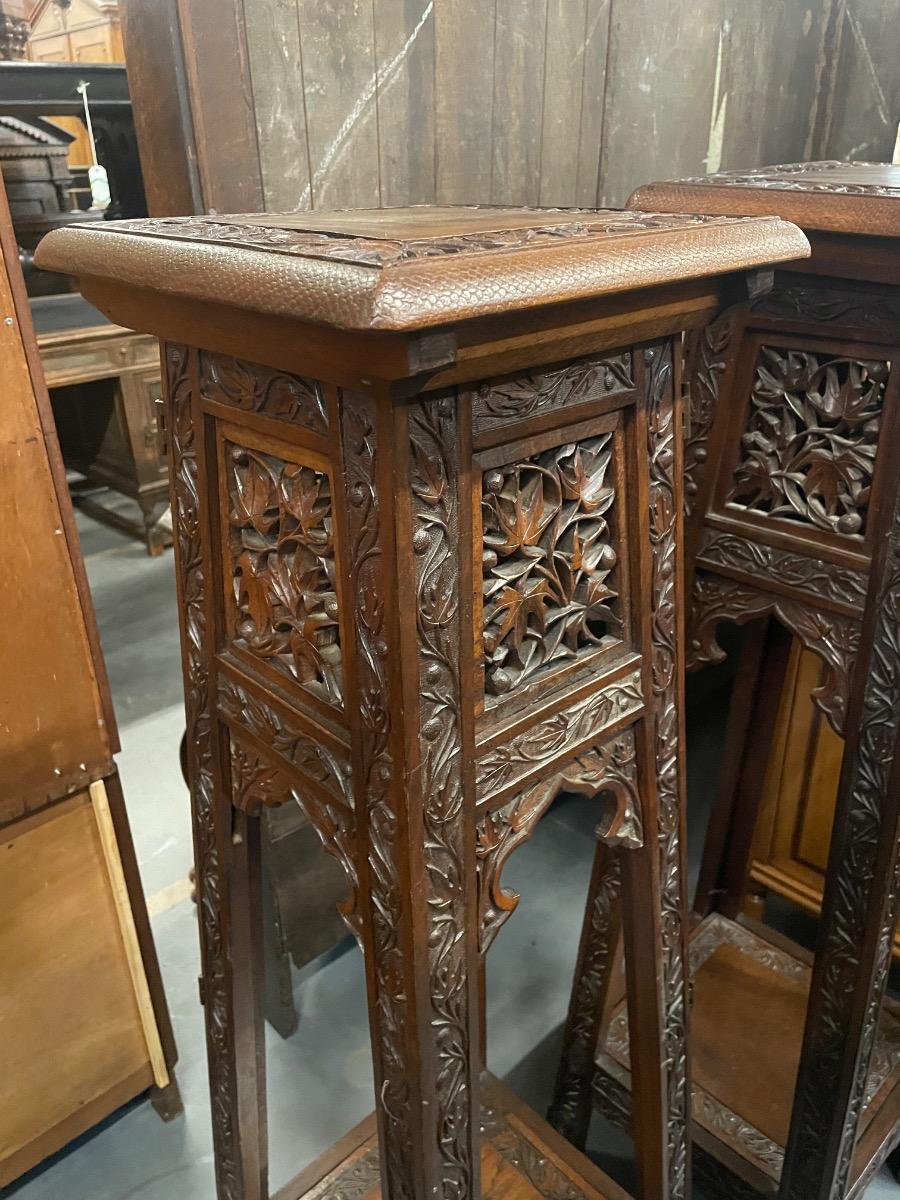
[476,731,641,953]
[688,571,860,736]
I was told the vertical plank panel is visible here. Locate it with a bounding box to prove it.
[716,0,828,171]
[598,0,725,208]
[244,0,312,212]
[491,0,547,206]
[434,2,496,203]
[574,0,611,208]
[539,0,587,207]
[821,0,900,163]
[297,0,381,209]
[176,0,264,212]
[374,0,437,207]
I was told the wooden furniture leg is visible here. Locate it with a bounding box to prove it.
[780,470,900,1198]
[694,618,794,919]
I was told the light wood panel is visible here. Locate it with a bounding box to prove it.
[0,794,152,1186]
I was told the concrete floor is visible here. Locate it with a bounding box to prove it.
[8,502,897,1199]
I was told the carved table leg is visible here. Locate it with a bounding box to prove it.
[779,456,900,1200]
[548,842,622,1149]
[337,390,480,1200]
[166,344,267,1200]
[693,617,793,919]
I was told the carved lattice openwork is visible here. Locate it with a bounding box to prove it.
[726,346,889,538]
[480,432,622,697]
[226,443,342,703]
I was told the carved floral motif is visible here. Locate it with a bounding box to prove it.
[645,340,690,1197]
[227,444,342,703]
[726,346,888,539]
[481,433,622,697]
[217,678,352,804]
[695,528,868,612]
[409,396,475,1200]
[340,392,413,1199]
[165,344,240,1198]
[684,312,730,518]
[102,210,763,269]
[475,669,643,802]
[200,351,328,435]
[470,354,633,438]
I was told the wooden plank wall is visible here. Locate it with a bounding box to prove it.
[141,0,895,216]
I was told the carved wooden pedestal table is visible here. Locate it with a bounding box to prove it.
[36,205,806,1200]
[553,163,900,1200]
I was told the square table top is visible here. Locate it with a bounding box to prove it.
[34,204,807,334]
[630,162,900,238]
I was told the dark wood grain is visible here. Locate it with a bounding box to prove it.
[374,0,437,207]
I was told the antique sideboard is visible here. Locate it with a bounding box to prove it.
[37,204,807,1200]
[555,163,900,1200]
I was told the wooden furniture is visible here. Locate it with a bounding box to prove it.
[0,171,178,1186]
[554,162,900,1199]
[37,203,807,1200]
[33,291,170,552]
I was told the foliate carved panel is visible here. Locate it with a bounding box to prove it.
[200,350,328,435]
[340,392,414,1197]
[475,669,644,803]
[684,312,730,518]
[217,678,353,805]
[689,570,860,736]
[227,732,360,938]
[725,345,888,539]
[695,528,869,612]
[165,344,240,1198]
[481,433,623,698]
[470,353,634,439]
[645,340,689,1198]
[226,443,342,704]
[476,732,640,952]
[409,395,475,1200]
[752,283,900,338]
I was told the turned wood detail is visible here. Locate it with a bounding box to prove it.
[476,731,640,952]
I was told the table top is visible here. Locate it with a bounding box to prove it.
[630,162,900,238]
[34,205,808,333]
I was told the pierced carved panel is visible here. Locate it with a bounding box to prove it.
[200,350,328,435]
[726,345,889,539]
[226,443,342,704]
[470,354,634,439]
[481,432,623,699]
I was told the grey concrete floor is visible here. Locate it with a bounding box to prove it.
[7,500,897,1199]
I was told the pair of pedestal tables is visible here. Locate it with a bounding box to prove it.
[35,165,900,1200]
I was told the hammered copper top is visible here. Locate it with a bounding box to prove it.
[34,204,808,332]
[629,162,900,238]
